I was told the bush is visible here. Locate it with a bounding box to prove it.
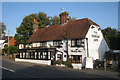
[104,50,113,60]
[54,60,73,68]
[65,62,73,68]
[4,45,19,54]
[54,60,61,65]
[93,60,104,69]
[9,46,19,54]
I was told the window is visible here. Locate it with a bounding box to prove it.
[36,44,37,47]
[40,41,47,47]
[71,39,84,47]
[71,55,82,63]
[53,40,62,47]
[31,44,33,48]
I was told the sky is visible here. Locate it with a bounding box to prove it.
[2,2,118,36]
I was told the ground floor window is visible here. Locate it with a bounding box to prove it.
[19,50,56,60]
[71,55,82,63]
[57,54,62,60]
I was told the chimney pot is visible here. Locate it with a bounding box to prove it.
[33,19,38,32]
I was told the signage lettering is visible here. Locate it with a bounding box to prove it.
[92,35,100,38]
[71,49,81,52]
[27,50,36,52]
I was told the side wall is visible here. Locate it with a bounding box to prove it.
[85,25,109,61]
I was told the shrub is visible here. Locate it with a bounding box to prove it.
[65,62,73,68]
[53,60,73,68]
[3,46,19,54]
[104,50,113,60]
[54,60,61,65]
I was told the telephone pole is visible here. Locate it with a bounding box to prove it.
[7,30,10,58]
[8,30,9,48]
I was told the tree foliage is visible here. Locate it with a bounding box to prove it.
[104,50,113,60]
[4,45,19,54]
[14,12,51,44]
[0,22,6,37]
[102,27,120,50]
[68,16,76,22]
[50,16,76,26]
[50,16,60,26]
[14,12,76,44]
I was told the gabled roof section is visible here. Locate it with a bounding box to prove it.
[26,18,99,43]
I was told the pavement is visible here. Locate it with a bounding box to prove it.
[0,55,119,79]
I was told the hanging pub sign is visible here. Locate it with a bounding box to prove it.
[71,49,82,53]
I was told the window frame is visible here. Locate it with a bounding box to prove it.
[71,55,82,63]
[71,39,84,47]
[53,40,62,48]
[40,41,47,47]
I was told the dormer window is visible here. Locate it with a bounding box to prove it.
[98,28,101,31]
[91,26,95,29]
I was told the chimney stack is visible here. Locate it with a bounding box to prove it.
[59,11,69,25]
[33,19,38,32]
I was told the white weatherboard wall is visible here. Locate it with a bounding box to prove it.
[15,58,51,65]
[72,63,82,69]
[85,25,109,61]
[33,43,40,47]
[0,40,5,49]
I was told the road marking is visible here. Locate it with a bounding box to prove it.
[0,66,15,72]
[0,66,39,78]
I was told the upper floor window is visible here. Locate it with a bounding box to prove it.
[53,40,62,47]
[40,41,47,47]
[71,39,84,47]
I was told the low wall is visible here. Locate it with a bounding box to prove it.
[15,58,51,65]
[72,63,82,69]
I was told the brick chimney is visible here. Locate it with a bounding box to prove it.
[33,19,39,32]
[59,11,69,25]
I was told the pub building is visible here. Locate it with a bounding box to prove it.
[16,11,109,69]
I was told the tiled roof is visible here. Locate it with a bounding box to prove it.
[9,37,16,46]
[26,18,99,43]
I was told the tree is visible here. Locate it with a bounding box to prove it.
[0,22,6,37]
[104,50,113,60]
[50,16,76,26]
[14,11,76,44]
[68,16,76,22]
[50,16,60,26]
[14,12,51,44]
[4,45,19,54]
[102,27,120,50]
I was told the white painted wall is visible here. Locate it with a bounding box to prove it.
[15,58,51,65]
[0,40,5,50]
[85,25,109,61]
[33,43,40,47]
[72,63,82,69]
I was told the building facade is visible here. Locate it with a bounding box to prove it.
[17,11,109,69]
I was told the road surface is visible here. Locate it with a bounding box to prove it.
[0,56,119,79]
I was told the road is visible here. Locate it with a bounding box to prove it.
[0,56,119,79]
